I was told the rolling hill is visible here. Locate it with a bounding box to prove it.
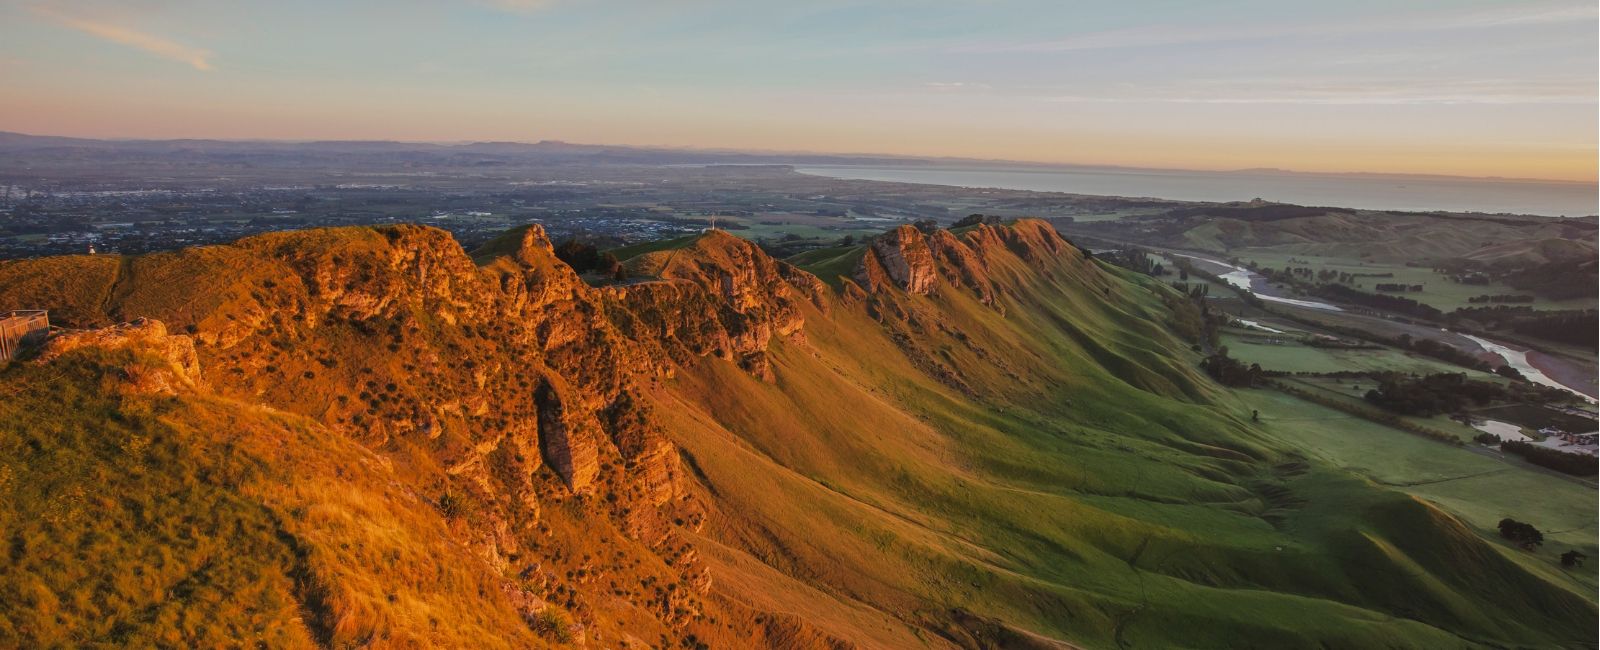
[1073,201,1598,263]
[0,219,1592,648]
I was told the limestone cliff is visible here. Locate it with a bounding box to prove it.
[855,225,938,295]
[0,218,1124,649]
[612,230,816,380]
[1,217,1583,650]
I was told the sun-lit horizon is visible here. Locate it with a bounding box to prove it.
[2,0,1596,182]
[1,4,1599,649]
[6,125,1599,185]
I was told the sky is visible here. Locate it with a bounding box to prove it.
[0,0,1595,181]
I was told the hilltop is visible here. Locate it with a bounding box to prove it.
[0,219,1593,648]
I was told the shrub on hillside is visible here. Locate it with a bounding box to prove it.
[529,607,576,642]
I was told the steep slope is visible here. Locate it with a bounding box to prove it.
[0,220,1592,649]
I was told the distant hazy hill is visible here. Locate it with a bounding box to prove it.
[1077,201,1598,263]
[0,130,927,167]
[0,220,1592,648]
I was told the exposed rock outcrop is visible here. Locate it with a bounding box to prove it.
[4,217,1105,649]
[855,225,938,295]
[614,231,811,375]
[37,318,202,394]
[927,229,998,308]
[534,375,602,491]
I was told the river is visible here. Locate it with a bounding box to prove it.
[1167,249,1596,401]
[1168,254,1344,312]
[1460,334,1598,405]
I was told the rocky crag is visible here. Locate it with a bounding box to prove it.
[0,219,1592,649]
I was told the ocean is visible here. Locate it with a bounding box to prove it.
[794,164,1597,218]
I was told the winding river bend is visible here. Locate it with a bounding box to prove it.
[1461,334,1598,405]
[1170,251,1596,402]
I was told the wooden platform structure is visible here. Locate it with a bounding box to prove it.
[0,310,49,363]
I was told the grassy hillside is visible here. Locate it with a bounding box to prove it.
[0,219,1593,648]
[685,228,1596,647]
[0,345,544,648]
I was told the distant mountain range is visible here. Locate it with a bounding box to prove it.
[0,130,928,167]
[2,130,1587,185]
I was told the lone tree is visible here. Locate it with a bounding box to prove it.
[1497,518,1545,550]
[1561,550,1586,568]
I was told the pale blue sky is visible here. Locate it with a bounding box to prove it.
[1,0,1594,179]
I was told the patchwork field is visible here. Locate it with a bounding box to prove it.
[1238,391,1597,566]
[1219,329,1496,377]
[1235,250,1594,312]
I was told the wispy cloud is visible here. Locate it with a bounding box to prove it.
[31,5,213,70]
[954,2,1598,54]
[1041,78,1597,106]
[472,0,559,14]
[1437,3,1600,29]
[923,81,990,91]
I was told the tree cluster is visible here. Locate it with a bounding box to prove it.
[554,239,624,279]
[1447,307,1597,348]
[1467,294,1535,304]
[1363,373,1502,416]
[952,213,1004,228]
[1101,248,1168,277]
[1505,261,1598,300]
[1508,310,1597,348]
[1200,349,1263,387]
[1363,371,1569,417]
[1497,518,1544,549]
[1164,292,1222,349]
[1312,284,1443,320]
[1395,335,1492,372]
[1501,440,1599,476]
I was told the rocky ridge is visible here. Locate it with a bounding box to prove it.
[1,218,1100,648]
[2,216,1589,650]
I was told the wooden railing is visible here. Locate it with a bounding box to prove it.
[0,310,49,363]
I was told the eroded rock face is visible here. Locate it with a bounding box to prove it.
[23,221,1083,502]
[927,229,997,307]
[856,226,938,295]
[36,318,202,394]
[534,376,602,491]
[994,218,1070,261]
[614,231,812,372]
[11,217,1101,648]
